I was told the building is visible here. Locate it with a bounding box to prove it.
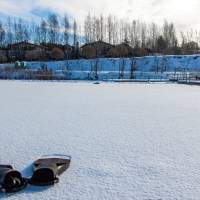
[8,41,47,61]
[80,40,113,59]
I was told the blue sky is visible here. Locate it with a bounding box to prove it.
[0,0,200,31]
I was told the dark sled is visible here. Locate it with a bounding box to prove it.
[0,165,27,193]
[29,155,71,186]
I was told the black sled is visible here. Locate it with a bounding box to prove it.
[29,155,71,186]
[0,165,27,193]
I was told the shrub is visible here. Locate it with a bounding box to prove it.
[50,48,65,60]
[0,55,8,63]
[107,45,131,57]
[81,46,96,59]
[139,48,149,57]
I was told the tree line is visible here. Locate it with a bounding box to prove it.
[0,13,200,54]
[0,14,79,47]
[84,14,200,54]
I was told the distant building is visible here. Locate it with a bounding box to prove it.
[80,40,113,59]
[8,41,47,52]
[8,41,47,61]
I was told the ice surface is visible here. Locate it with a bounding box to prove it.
[0,80,200,199]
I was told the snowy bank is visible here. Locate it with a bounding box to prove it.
[1,55,200,80]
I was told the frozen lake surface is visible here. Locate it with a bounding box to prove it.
[0,81,200,199]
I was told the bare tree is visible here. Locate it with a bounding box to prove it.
[0,20,5,47]
[168,23,177,48]
[90,58,101,80]
[130,57,137,79]
[131,20,140,48]
[100,15,104,41]
[6,17,13,45]
[141,23,147,48]
[64,14,70,44]
[151,55,159,73]
[48,13,60,44]
[149,23,158,51]
[119,58,125,79]
[73,20,77,46]
[14,18,22,42]
[31,21,39,44]
[84,13,93,43]
[107,15,113,44]
[40,19,48,44]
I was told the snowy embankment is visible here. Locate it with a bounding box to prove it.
[1,81,200,199]
[1,55,200,80]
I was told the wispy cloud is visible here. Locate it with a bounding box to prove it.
[0,0,200,31]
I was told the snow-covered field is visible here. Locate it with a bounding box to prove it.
[1,80,200,199]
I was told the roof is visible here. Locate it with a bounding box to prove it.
[9,41,47,50]
[115,42,133,49]
[39,43,68,50]
[63,44,73,50]
[81,40,113,49]
[63,44,73,48]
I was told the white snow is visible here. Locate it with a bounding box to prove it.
[0,80,200,199]
[1,55,200,80]
[23,55,200,72]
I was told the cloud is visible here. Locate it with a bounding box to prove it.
[0,0,200,31]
